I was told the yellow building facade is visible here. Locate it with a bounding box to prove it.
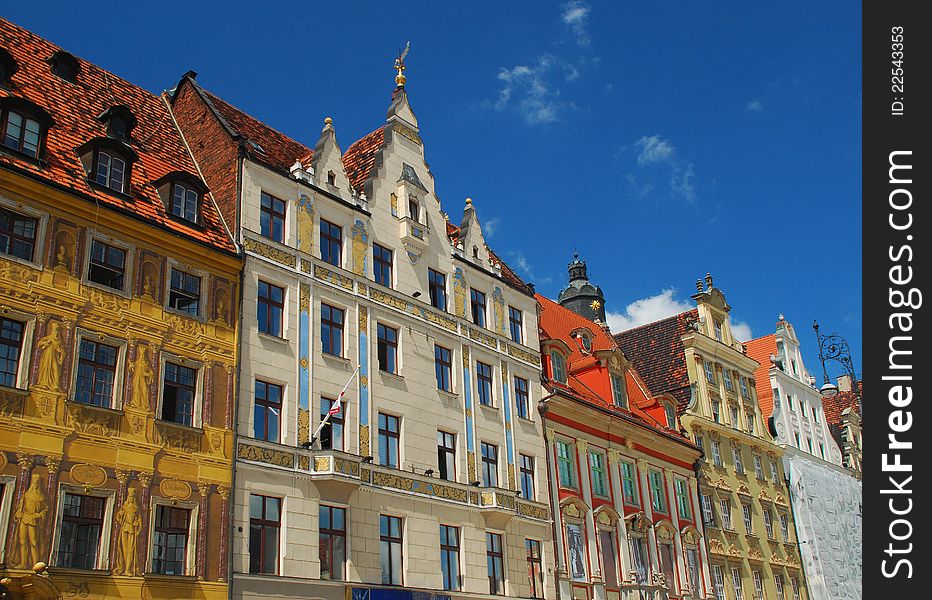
[0,18,240,599]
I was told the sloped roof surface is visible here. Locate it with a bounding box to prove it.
[342,127,384,192]
[745,334,778,419]
[0,17,234,253]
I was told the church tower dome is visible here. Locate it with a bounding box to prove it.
[557,253,606,323]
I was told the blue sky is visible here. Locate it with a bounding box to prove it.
[5,1,862,375]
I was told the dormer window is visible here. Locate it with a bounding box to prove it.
[49,51,80,83]
[77,138,138,196]
[664,402,677,429]
[95,149,127,192]
[713,319,723,341]
[1,98,53,160]
[171,183,199,222]
[0,48,18,87]
[579,334,592,353]
[98,106,137,142]
[549,350,567,384]
[153,172,208,225]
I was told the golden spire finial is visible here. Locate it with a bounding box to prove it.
[394,41,410,87]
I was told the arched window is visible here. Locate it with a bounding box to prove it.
[1,97,54,160]
[549,349,567,384]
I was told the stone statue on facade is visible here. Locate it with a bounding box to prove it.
[35,321,64,391]
[453,268,467,318]
[114,488,142,576]
[351,220,368,276]
[128,346,153,409]
[12,473,49,568]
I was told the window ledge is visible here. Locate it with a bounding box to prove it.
[154,418,203,434]
[0,250,43,271]
[0,144,44,167]
[379,370,404,382]
[321,352,351,364]
[478,402,499,411]
[47,566,112,577]
[256,331,290,344]
[437,389,459,401]
[65,400,124,417]
[165,306,207,323]
[143,572,198,582]
[81,278,132,300]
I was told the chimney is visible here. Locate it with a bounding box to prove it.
[837,374,853,392]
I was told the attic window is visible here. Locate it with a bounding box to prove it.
[0,48,17,87]
[578,333,592,353]
[152,171,208,225]
[472,245,479,259]
[327,170,336,185]
[77,137,139,196]
[98,106,137,142]
[49,51,79,83]
[549,349,567,384]
[664,402,677,429]
[1,97,54,160]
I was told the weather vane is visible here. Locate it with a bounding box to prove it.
[394,41,410,87]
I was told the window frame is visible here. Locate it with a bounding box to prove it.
[486,531,506,595]
[508,306,523,344]
[674,478,691,520]
[470,288,487,328]
[167,267,202,317]
[0,316,27,389]
[319,505,347,581]
[376,323,398,374]
[74,337,120,408]
[589,450,609,498]
[259,191,286,243]
[248,494,281,575]
[526,539,544,598]
[550,350,567,384]
[648,470,667,514]
[440,524,461,591]
[0,205,39,263]
[150,501,196,576]
[169,182,200,224]
[710,440,723,467]
[92,147,130,194]
[320,397,345,451]
[373,243,393,288]
[378,412,401,468]
[428,269,447,311]
[719,498,732,530]
[611,373,628,409]
[87,238,128,292]
[621,460,639,506]
[476,361,494,406]
[380,514,404,586]
[1,107,44,159]
[253,379,283,443]
[519,454,535,500]
[320,303,345,357]
[159,359,200,427]
[704,361,716,384]
[54,490,110,570]
[320,219,343,267]
[732,446,745,475]
[480,441,499,487]
[257,280,285,338]
[556,440,577,489]
[514,375,530,419]
[434,344,452,392]
[437,430,456,481]
[701,494,715,527]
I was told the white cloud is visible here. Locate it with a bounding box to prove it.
[605,289,693,332]
[635,135,676,165]
[509,251,552,285]
[493,55,567,124]
[483,218,500,238]
[746,100,764,112]
[731,320,753,342]
[561,1,591,46]
[670,163,697,203]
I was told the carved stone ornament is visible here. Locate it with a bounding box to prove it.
[626,511,651,534]
[70,463,108,491]
[562,501,582,518]
[159,478,193,501]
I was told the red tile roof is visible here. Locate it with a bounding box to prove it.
[537,294,689,440]
[822,386,861,450]
[613,310,699,412]
[199,88,313,176]
[0,18,235,254]
[745,334,778,419]
[342,127,384,192]
[445,221,531,294]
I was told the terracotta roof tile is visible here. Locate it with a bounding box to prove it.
[0,18,235,253]
[200,88,312,176]
[342,127,384,192]
[613,310,698,411]
[822,386,861,450]
[445,221,530,293]
[745,334,777,419]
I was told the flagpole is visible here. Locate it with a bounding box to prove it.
[309,364,360,447]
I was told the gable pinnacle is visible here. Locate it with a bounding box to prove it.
[394,41,410,88]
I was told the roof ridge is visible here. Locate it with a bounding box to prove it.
[202,88,312,153]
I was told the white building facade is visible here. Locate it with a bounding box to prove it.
[747,318,861,600]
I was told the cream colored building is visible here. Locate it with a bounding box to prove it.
[171,67,553,600]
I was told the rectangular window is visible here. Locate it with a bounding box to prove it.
[621,461,638,506]
[686,549,701,593]
[0,207,37,261]
[257,280,284,337]
[764,508,774,538]
[514,376,530,419]
[631,536,649,584]
[476,361,494,406]
[791,577,801,600]
[711,399,721,423]
[813,407,820,423]
[259,192,285,243]
[373,243,393,288]
[754,456,764,480]
[377,324,398,373]
[170,183,199,223]
[75,339,118,407]
[380,515,403,585]
[434,345,452,391]
[740,376,750,398]
[519,454,535,500]
[733,447,745,475]
[481,442,498,487]
[701,494,715,527]
[731,405,740,429]
[746,411,756,434]
[590,451,608,497]
[440,525,460,591]
[2,111,41,158]
[550,351,567,383]
[509,306,523,343]
[378,413,400,468]
[249,494,280,574]
[168,269,201,316]
[720,498,732,530]
[711,441,723,467]
[320,219,342,267]
[319,505,346,581]
[437,430,456,481]
[94,150,126,193]
[408,197,420,222]
[742,503,753,533]
[713,320,723,341]
[599,530,619,588]
[162,362,197,426]
[321,304,344,356]
[57,493,105,569]
[753,570,764,600]
[704,361,716,384]
[253,380,282,442]
[88,239,126,290]
[487,532,505,594]
[713,565,726,600]
[659,543,677,594]
[723,369,734,391]
[556,441,576,488]
[611,373,628,409]
[320,397,344,451]
[152,505,190,575]
[566,522,586,581]
[731,567,744,600]
[787,393,794,411]
[428,269,447,311]
[674,478,691,520]
[775,574,785,600]
[770,460,779,483]
[526,539,544,598]
[470,289,487,327]
[780,512,790,540]
[0,317,25,388]
[648,470,666,513]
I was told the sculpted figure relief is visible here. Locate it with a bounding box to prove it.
[452,268,467,318]
[12,473,49,568]
[114,488,142,576]
[351,220,368,276]
[128,345,153,409]
[35,321,65,391]
[492,287,506,334]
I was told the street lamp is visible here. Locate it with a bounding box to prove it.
[812,320,861,415]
